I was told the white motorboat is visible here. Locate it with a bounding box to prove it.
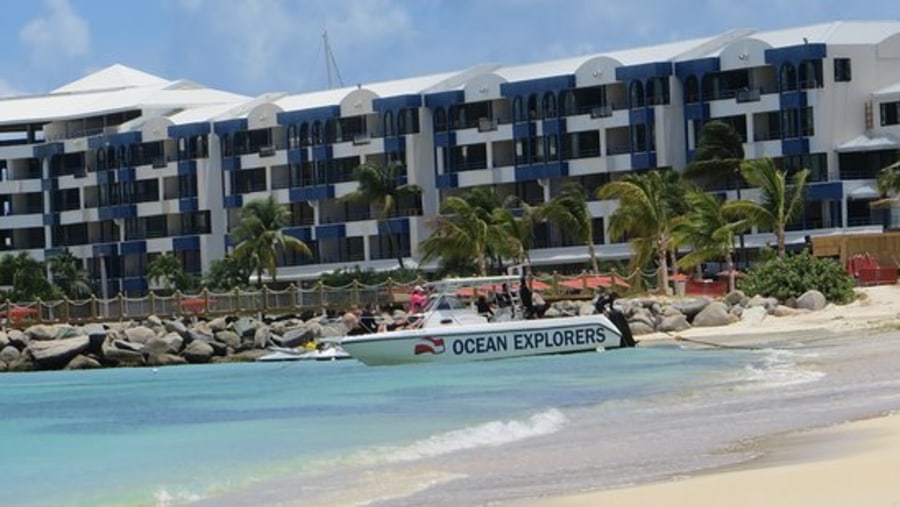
[257,344,351,362]
[339,276,634,366]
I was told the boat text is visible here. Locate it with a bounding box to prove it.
[450,327,606,355]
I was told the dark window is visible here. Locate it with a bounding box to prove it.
[834,58,852,82]
[881,101,900,126]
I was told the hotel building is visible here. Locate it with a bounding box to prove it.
[0,21,899,295]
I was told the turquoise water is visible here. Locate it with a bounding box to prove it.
[2,334,900,506]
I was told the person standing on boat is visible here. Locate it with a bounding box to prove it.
[519,274,535,319]
[475,294,494,319]
[408,285,427,314]
[359,304,378,334]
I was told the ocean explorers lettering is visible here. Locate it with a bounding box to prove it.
[450,327,606,355]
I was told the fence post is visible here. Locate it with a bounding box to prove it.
[551,271,560,297]
[261,285,268,315]
[175,290,183,318]
[36,298,43,324]
[118,292,125,319]
[318,281,326,315]
[63,297,71,324]
[148,291,156,316]
[352,279,360,307]
[289,283,298,311]
[385,277,394,309]
[202,288,210,316]
[91,295,98,321]
[234,287,241,314]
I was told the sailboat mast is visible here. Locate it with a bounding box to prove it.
[322,30,344,89]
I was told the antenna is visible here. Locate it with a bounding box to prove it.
[322,30,344,89]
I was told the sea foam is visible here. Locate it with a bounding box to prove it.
[386,408,568,463]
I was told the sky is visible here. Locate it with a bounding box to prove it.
[0,0,897,99]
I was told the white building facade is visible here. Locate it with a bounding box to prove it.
[0,21,899,295]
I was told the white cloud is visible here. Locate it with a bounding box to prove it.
[0,78,25,98]
[19,0,90,65]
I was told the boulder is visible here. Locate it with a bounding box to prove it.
[0,331,8,349]
[65,354,102,370]
[146,353,188,367]
[113,339,144,353]
[141,338,172,357]
[659,313,691,333]
[55,325,82,339]
[164,319,188,337]
[232,316,259,338]
[671,297,711,320]
[102,347,145,366]
[628,321,656,335]
[577,302,596,316]
[123,326,157,344]
[741,306,768,324]
[160,332,184,353]
[208,316,229,332]
[25,324,58,341]
[6,329,28,348]
[215,330,242,349]
[253,326,270,349]
[723,290,748,307]
[747,295,779,313]
[772,305,798,317]
[0,345,21,364]
[796,290,827,311]
[183,340,214,363]
[29,336,91,369]
[692,301,732,327]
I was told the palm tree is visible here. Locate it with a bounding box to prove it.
[343,162,422,269]
[231,195,312,286]
[672,188,750,292]
[871,157,900,209]
[0,252,55,301]
[47,249,92,298]
[597,170,686,293]
[684,120,745,190]
[539,182,600,274]
[723,158,809,259]
[147,253,186,292]
[419,191,522,276]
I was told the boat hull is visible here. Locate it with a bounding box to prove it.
[340,315,622,366]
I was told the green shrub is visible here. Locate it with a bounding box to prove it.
[738,250,855,304]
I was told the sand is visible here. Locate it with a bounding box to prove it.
[507,285,900,507]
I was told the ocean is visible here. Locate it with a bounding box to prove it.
[2,331,899,507]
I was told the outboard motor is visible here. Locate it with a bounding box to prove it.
[595,293,636,348]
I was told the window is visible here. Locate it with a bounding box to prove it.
[834,58,851,82]
[881,101,900,126]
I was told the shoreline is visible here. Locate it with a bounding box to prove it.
[504,285,900,507]
[508,411,900,507]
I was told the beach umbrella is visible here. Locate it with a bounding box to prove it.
[559,275,630,290]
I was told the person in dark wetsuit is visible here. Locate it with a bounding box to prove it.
[475,294,494,318]
[519,275,535,319]
[359,304,378,334]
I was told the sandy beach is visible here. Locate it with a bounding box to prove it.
[508,285,900,507]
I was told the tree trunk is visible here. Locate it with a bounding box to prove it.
[657,248,669,295]
[383,219,404,269]
[587,241,600,275]
[725,251,736,293]
[776,228,786,259]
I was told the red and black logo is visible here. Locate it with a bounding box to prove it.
[414,337,445,355]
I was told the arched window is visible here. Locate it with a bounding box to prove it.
[311,121,322,144]
[543,92,557,118]
[513,96,525,123]
[299,123,309,146]
[547,134,558,161]
[527,94,539,120]
[433,107,447,131]
[629,81,645,108]
[684,75,700,103]
[780,63,797,92]
[560,90,577,116]
[384,111,395,136]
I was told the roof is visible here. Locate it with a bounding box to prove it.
[836,132,900,153]
[0,64,251,127]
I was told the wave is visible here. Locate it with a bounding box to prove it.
[741,348,825,388]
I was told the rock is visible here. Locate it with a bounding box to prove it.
[796,290,827,311]
[543,307,562,318]
[207,340,228,356]
[183,340,214,363]
[124,326,157,344]
[164,319,188,337]
[7,355,34,372]
[160,332,184,353]
[629,307,656,329]
[147,353,188,367]
[254,327,270,349]
[747,295,779,313]
[692,301,731,327]
[56,325,82,339]
[7,329,28,349]
[215,330,242,349]
[577,302,595,316]
[141,338,172,357]
[113,339,144,353]
[29,336,91,369]
[659,313,691,333]
[723,290,747,307]
[25,324,58,341]
[628,321,656,335]
[65,354,102,370]
[772,305,798,317]
[729,305,744,318]
[0,331,8,349]
[187,328,214,344]
[232,316,259,338]
[102,347,145,366]
[0,345,20,364]
[741,306,768,324]
[272,328,311,348]
[208,316,229,332]
[144,314,163,328]
[0,361,5,372]
[671,297,711,320]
